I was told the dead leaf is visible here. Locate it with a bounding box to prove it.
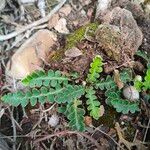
[54,18,69,34]
[99,105,105,117]
[65,47,83,58]
[84,116,92,126]
[114,69,124,89]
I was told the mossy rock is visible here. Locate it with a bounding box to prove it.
[49,22,99,62]
[65,22,99,50]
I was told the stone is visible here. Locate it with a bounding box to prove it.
[96,7,143,62]
[6,29,57,79]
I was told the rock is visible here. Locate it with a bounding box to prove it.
[95,24,122,62]
[54,18,69,34]
[123,86,139,101]
[48,14,60,29]
[6,29,57,79]
[96,7,143,63]
[96,0,112,17]
[59,4,72,16]
[48,114,59,127]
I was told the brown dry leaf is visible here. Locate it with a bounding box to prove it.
[84,116,92,126]
[6,29,57,79]
[114,69,124,89]
[99,105,105,117]
[48,14,59,29]
[54,18,69,34]
[65,47,83,58]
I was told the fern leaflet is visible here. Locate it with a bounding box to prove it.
[143,69,150,90]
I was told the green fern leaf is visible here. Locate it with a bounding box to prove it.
[22,70,69,87]
[120,69,132,83]
[2,85,85,106]
[95,75,116,90]
[85,87,101,120]
[143,69,150,90]
[87,55,103,83]
[134,80,143,91]
[111,98,140,114]
[105,90,139,114]
[68,100,85,131]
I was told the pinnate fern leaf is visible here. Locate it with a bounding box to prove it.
[120,69,132,83]
[143,69,150,90]
[111,98,139,114]
[85,87,101,120]
[105,90,139,114]
[95,75,116,90]
[87,55,103,83]
[22,70,69,87]
[67,100,85,131]
[2,85,85,107]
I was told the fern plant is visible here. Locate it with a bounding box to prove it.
[87,55,103,83]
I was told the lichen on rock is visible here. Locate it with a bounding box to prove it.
[95,7,143,72]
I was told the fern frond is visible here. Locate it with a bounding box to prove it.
[87,55,103,83]
[85,87,101,120]
[95,75,116,90]
[134,80,143,91]
[120,69,132,83]
[105,90,139,114]
[22,70,69,87]
[143,69,150,90]
[67,100,85,131]
[111,98,140,114]
[2,85,85,107]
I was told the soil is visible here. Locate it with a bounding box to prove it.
[0,0,150,150]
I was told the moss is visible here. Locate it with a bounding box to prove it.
[48,22,99,62]
[65,22,99,50]
[48,49,65,62]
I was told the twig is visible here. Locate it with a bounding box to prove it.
[91,125,124,150]
[33,130,101,149]
[143,118,150,143]
[0,0,67,41]
[8,107,17,150]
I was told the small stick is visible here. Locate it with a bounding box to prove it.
[143,118,150,143]
[33,130,101,149]
[8,107,17,150]
[0,0,67,41]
